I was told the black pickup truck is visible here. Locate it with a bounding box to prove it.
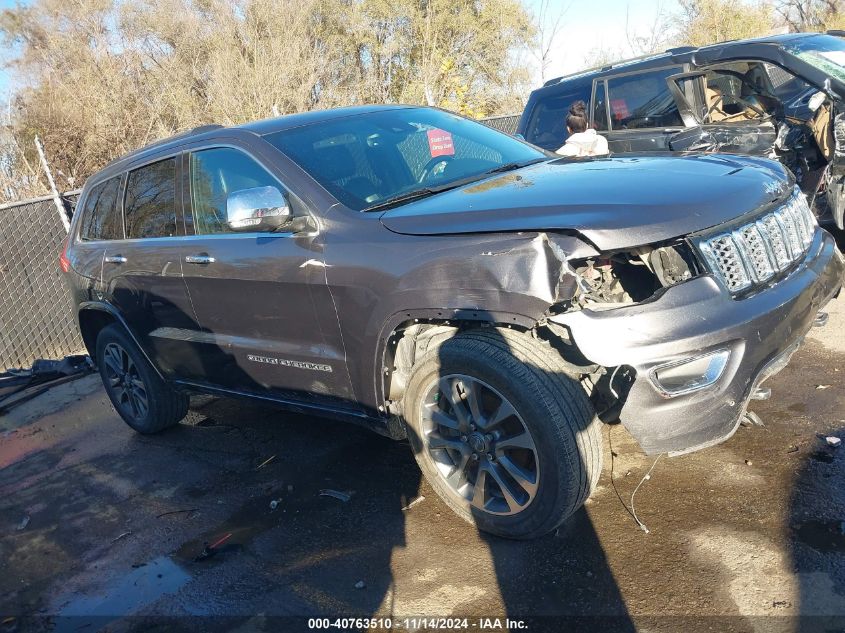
[518,32,845,228]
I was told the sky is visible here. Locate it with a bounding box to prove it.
[0,0,669,97]
[524,0,669,83]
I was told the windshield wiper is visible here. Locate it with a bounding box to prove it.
[364,188,440,212]
[484,158,546,174]
[363,158,547,212]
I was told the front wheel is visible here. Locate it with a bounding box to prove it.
[96,324,188,433]
[403,328,602,539]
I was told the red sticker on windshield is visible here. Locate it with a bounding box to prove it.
[427,129,455,157]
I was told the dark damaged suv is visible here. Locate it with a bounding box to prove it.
[63,105,844,538]
[519,32,845,227]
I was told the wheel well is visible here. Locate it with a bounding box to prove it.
[380,318,613,418]
[78,309,118,359]
[381,319,530,407]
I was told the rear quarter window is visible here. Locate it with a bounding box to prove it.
[124,158,179,239]
[79,177,123,241]
[524,83,592,150]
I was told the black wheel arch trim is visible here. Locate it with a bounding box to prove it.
[373,307,539,414]
[77,301,165,380]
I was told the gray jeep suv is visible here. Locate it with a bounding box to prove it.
[62,105,844,538]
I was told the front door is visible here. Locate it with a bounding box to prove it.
[177,146,357,408]
[600,67,686,153]
[665,68,778,155]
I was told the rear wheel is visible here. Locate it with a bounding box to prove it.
[404,328,602,539]
[96,324,188,433]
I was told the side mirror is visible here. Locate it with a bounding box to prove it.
[226,186,291,232]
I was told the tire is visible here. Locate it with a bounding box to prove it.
[403,327,602,539]
[95,324,188,434]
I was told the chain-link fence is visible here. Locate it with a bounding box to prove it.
[0,192,84,371]
[479,113,521,135]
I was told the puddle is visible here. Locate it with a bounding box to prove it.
[174,493,284,563]
[793,521,845,553]
[54,556,190,632]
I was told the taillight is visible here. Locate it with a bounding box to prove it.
[59,237,71,273]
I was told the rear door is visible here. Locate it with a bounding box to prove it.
[601,66,686,152]
[101,156,201,379]
[177,144,357,407]
[72,175,125,288]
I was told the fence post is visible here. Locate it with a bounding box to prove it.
[34,135,70,233]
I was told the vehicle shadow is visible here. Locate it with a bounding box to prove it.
[416,326,636,631]
[29,311,635,630]
[786,339,845,633]
[167,323,635,630]
[161,323,634,630]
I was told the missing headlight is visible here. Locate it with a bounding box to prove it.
[566,242,698,310]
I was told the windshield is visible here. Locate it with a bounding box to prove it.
[264,108,546,211]
[784,34,845,85]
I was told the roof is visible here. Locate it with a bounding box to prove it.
[235,104,411,135]
[94,104,416,180]
[541,32,826,89]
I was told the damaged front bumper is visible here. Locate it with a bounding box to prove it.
[550,229,844,455]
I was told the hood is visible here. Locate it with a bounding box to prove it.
[379,154,793,251]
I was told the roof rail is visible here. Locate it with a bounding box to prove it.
[541,49,674,87]
[665,45,696,55]
[100,123,224,170]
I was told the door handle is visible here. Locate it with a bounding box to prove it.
[104,255,127,264]
[185,254,216,265]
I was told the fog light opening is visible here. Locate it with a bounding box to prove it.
[650,349,731,398]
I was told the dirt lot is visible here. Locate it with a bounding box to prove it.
[2,288,845,632]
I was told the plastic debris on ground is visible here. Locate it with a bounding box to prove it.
[194,533,234,562]
[826,436,842,448]
[0,355,94,412]
[319,489,352,502]
[402,495,425,511]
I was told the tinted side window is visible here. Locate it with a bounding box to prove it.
[124,158,178,239]
[524,83,592,150]
[79,177,123,240]
[593,81,609,131]
[190,148,284,235]
[607,68,683,130]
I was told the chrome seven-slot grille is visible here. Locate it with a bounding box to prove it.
[696,189,817,294]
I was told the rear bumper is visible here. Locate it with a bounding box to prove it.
[551,228,844,455]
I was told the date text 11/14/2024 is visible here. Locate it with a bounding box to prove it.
[306,617,528,630]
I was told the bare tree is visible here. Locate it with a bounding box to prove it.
[531,0,570,84]
[0,0,536,202]
[774,0,844,30]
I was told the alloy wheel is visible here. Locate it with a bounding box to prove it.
[102,342,149,421]
[419,374,539,516]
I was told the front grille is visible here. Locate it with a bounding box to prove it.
[696,189,817,295]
